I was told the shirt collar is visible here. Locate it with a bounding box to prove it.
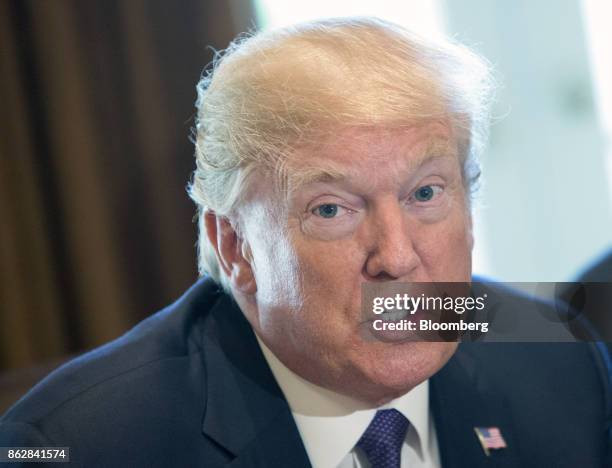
[256,335,430,468]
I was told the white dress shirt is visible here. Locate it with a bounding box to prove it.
[256,336,441,468]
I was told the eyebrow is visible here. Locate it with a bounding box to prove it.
[287,138,457,192]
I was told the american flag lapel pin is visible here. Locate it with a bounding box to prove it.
[474,427,507,456]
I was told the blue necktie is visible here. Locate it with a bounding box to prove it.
[357,409,410,468]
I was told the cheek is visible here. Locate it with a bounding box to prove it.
[416,211,472,279]
[251,225,304,310]
[290,235,368,331]
[294,235,364,291]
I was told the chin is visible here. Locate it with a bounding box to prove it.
[353,341,458,404]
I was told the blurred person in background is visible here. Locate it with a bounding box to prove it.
[575,249,612,282]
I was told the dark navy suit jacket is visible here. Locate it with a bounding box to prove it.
[0,278,610,467]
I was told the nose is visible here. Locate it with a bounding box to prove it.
[363,200,421,281]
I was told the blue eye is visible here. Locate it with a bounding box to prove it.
[315,204,339,218]
[414,185,435,202]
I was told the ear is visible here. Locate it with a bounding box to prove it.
[204,211,257,294]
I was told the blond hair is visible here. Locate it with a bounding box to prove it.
[188,17,495,289]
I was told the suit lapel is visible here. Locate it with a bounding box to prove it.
[201,292,311,467]
[226,408,312,468]
[431,344,521,467]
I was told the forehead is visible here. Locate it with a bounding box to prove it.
[286,122,458,187]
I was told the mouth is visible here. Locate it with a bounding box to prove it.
[359,281,474,343]
[378,309,410,322]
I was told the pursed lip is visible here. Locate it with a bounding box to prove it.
[359,281,473,324]
[365,305,435,323]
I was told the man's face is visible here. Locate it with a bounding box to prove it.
[238,123,472,403]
